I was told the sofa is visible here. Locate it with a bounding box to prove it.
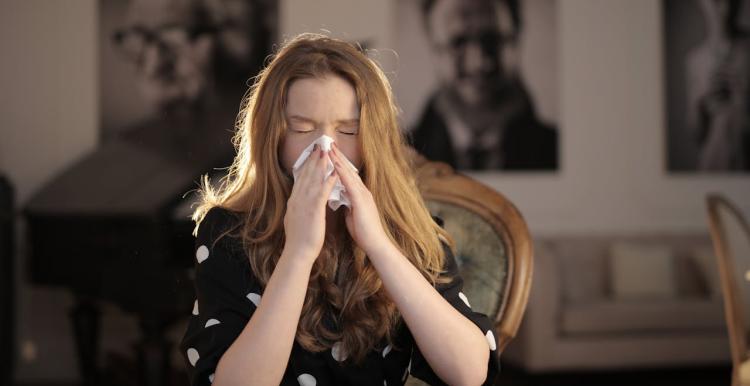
[503,234,730,371]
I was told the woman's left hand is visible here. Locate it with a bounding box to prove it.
[329,142,390,255]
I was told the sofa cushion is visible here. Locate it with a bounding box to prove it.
[610,242,677,299]
[560,299,726,335]
[556,239,611,304]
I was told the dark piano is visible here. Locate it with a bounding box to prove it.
[23,111,235,386]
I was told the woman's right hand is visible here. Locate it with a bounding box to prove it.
[283,145,339,264]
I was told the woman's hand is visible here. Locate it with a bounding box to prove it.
[283,145,339,264]
[329,142,390,255]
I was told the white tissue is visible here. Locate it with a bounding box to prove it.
[292,135,359,211]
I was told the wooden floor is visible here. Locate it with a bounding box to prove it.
[15,362,732,386]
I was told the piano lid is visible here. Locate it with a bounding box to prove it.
[25,105,236,217]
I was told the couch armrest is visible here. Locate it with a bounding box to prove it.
[504,239,561,364]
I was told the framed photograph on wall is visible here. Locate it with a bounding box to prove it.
[394,0,559,172]
[664,0,750,172]
[98,0,277,143]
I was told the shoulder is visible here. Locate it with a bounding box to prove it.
[194,207,256,287]
[198,207,242,238]
[196,206,245,255]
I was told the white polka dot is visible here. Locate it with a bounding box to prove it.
[382,344,392,357]
[458,292,471,308]
[403,348,412,381]
[297,373,317,386]
[486,330,497,351]
[208,373,214,383]
[331,341,347,362]
[205,318,221,328]
[192,300,199,316]
[187,348,200,366]
[246,292,261,307]
[196,245,210,263]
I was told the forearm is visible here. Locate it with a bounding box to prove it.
[214,250,314,386]
[368,242,489,386]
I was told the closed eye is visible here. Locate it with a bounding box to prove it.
[338,126,359,135]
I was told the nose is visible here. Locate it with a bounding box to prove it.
[140,43,176,78]
[318,125,346,145]
[462,41,493,77]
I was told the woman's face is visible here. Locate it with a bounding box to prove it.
[280,74,363,175]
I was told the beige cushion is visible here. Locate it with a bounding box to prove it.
[610,242,677,299]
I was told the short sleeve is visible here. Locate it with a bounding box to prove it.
[408,218,501,385]
[178,207,260,386]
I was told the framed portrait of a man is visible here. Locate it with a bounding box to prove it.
[394,0,559,172]
[99,0,277,144]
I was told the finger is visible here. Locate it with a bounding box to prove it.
[295,145,321,189]
[305,153,337,207]
[318,147,332,172]
[330,144,363,191]
[329,152,364,209]
[320,169,338,204]
[304,145,323,175]
[299,147,334,200]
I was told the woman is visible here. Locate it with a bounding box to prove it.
[179,33,500,386]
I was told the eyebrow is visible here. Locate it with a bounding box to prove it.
[287,114,359,125]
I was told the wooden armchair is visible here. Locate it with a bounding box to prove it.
[404,147,534,384]
[707,194,750,386]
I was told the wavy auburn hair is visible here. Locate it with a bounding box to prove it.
[190,33,454,365]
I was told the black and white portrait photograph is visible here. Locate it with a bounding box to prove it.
[395,0,559,171]
[99,0,276,143]
[664,0,750,172]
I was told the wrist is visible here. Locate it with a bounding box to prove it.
[280,246,318,269]
[364,236,397,262]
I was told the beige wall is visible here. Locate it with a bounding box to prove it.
[0,0,98,205]
[1,0,749,382]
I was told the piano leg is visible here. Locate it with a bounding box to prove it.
[136,317,173,386]
[70,298,101,386]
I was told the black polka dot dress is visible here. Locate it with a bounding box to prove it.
[179,207,501,385]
